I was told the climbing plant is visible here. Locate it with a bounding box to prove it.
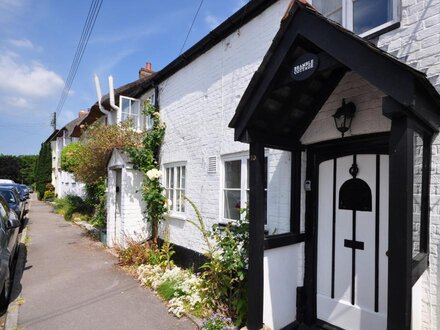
[126,101,167,245]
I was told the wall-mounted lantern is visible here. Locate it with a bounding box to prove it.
[333,99,356,137]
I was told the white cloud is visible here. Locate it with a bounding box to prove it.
[5,96,30,109]
[205,14,220,30]
[0,52,64,98]
[8,38,39,50]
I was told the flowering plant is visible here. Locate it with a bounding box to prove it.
[127,100,166,244]
[146,168,162,180]
[200,314,236,330]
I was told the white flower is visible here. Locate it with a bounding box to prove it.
[146,168,162,180]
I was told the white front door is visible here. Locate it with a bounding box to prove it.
[316,154,389,330]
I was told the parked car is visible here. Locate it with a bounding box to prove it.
[0,185,27,219]
[0,196,20,310]
[18,184,30,199]
[0,188,24,221]
[0,180,14,184]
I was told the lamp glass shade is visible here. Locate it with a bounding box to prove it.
[333,100,356,136]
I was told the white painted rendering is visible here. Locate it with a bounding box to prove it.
[106,149,148,247]
[263,244,304,330]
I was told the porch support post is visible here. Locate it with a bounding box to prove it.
[247,141,265,330]
[384,97,413,330]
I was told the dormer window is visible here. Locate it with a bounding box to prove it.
[120,96,141,130]
[312,0,399,37]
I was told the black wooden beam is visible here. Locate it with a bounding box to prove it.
[386,100,413,330]
[244,129,304,151]
[247,142,266,330]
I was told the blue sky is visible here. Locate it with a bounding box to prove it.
[0,0,248,155]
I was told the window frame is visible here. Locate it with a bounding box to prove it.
[220,152,269,225]
[163,162,187,220]
[119,95,142,130]
[144,93,155,131]
[310,0,400,38]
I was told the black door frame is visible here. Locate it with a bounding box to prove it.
[302,133,389,326]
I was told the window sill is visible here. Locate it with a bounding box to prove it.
[363,21,400,40]
[169,212,187,221]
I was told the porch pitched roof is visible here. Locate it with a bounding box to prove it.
[229,0,440,146]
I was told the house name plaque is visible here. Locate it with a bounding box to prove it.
[291,53,319,81]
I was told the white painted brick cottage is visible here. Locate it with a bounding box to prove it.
[92,0,440,329]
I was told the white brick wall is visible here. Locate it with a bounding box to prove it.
[156,0,292,253]
[301,72,389,145]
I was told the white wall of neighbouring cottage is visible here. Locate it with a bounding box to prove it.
[107,149,148,248]
[51,136,85,198]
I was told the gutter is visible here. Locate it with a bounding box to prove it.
[94,74,113,124]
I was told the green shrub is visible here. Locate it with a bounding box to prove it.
[53,195,92,221]
[43,190,55,201]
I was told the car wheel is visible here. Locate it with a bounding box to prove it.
[0,279,10,312]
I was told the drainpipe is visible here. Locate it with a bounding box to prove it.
[108,75,120,123]
[94,74,113,124]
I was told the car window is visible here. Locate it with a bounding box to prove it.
[0,202,7,219]
[0,191,15,204]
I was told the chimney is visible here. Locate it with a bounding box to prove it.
[78,110,89,118]
[139,62,154,79]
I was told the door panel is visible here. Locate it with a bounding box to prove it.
[316,154,388,330]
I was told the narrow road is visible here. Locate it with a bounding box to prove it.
[16,195,194,330]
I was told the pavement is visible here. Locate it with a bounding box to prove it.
[8,194,194,330]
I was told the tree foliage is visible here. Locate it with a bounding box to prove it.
[34,143,52,199]
[60,142,83,173]
[0,154,37,184]
[64,121,142,185]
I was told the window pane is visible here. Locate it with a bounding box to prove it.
[224,190,241,220]
[121,97,130,114]
[176,167,181,189]
[225,160,241,188]
[266,150,292,236]
[132,100,140,116]
[181,167,186,189]
[313,0,342,25]
[353,0,392,34]
[121,112,129,122]
[413,132,423,257]
[170,168,174,189]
